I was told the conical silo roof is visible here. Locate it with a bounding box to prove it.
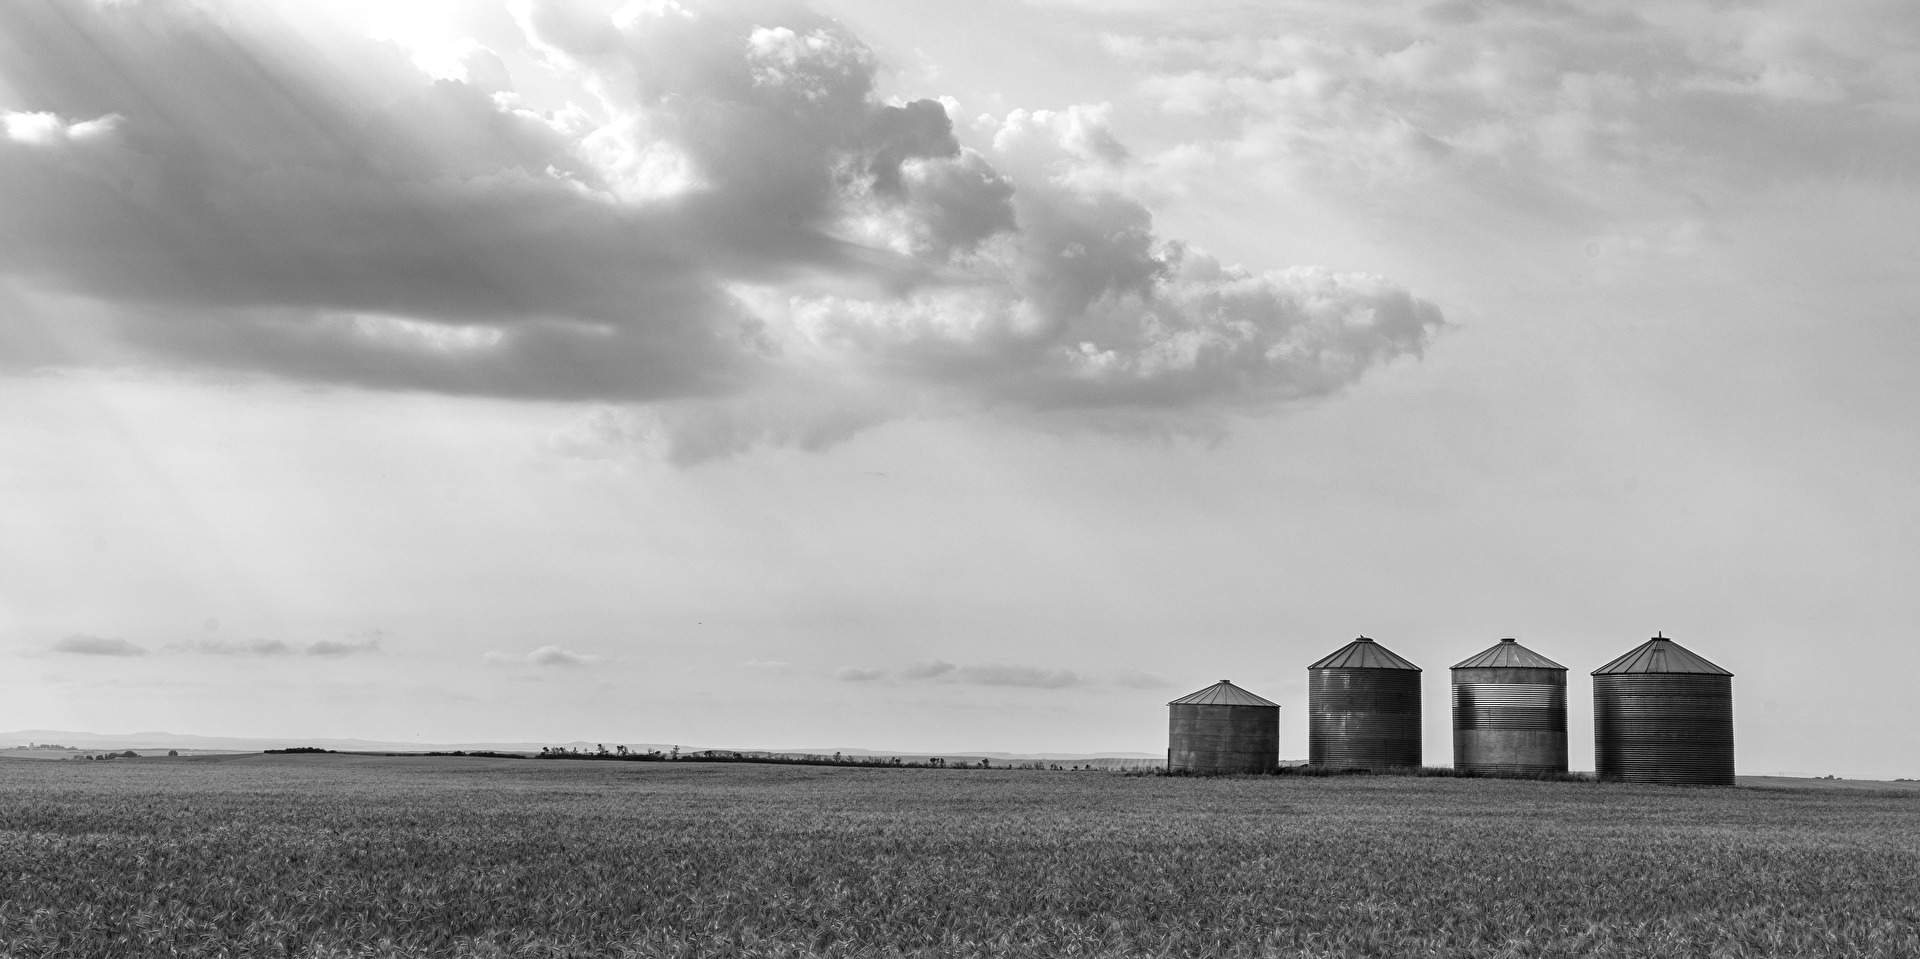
[1168,680,1279,707]
[1452,638,1566,670]
[1308,636,1421,671]
[1591,635,1731,676]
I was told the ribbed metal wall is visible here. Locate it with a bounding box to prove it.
[1309,669,1421,768]
[1452,666,1567,774]
[1593,674,1734,785]
[1167,703,1279,774]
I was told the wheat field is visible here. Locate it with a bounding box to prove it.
[1,754,1916,957]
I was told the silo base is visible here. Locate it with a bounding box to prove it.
[1454,729,1568,776]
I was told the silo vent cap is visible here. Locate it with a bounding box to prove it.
[1500,638,1517,643]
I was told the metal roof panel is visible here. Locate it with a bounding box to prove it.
[1591,636,1731,676]
[1308,636,1422,671]
[1168,680,1280,707]
[1451,638,1567,670]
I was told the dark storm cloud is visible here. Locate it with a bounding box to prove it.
[0,0,1443,442]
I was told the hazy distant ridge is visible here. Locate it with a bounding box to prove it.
[0,730,1161,761]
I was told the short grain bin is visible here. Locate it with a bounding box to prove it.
[1308,637,1422,768]
[1592,634,1734,785]
[1166,680,1280,774]
[1451,638,1568,775]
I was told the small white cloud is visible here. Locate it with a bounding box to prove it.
[834,666,887,682]
[742,658,794,673]
[487,645,598,668]
[528,645,595,667]
[51,634,147,657]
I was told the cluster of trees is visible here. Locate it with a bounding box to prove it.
[539,744,666,760]
[69,751,144,760]
[535,746,1001,770]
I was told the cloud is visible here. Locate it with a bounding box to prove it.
[486,645,598,667]
[835,660,1082,688]
[742,658,794,673]
[158,637,381,657]
[1101,1,1920,221]
[1114,670,1175,689]
[166,638,296,656]
[50,634,146,656]
[951,664,1082,688]
[306,637,382,657]
[0,0,1442,457]
[898,660,958,680]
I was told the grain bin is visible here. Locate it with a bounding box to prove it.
[1308,637,1422,768]
[1451,638,1568,775]
[1592,634,1734,785]
[1167,680,1280,774]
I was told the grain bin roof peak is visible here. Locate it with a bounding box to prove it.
[1452,638,1566,670]
[1591,634,1731,676]
[1309,636,1421,671]
[1168,680,1279,707]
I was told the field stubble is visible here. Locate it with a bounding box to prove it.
[1,755,1916,958]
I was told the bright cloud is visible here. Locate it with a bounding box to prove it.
[486,645,598,667]
[0,0,1442,458]
[1102,1,1920,221]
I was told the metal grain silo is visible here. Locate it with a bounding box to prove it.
[1308,636,1422,768]
[1166,680,1280,774]
[1592,634,1734,785]
[1451,638,1568,775]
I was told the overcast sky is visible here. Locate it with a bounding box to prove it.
[3,0,1917,777]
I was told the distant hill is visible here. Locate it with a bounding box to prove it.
[0,729,641,754]
[0,730,1162,762]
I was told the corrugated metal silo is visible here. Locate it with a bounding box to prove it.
[1308,636,1422,768]
[1592,634,1734,785]
[1166,680,1280,774]
[1451,638,1568,775]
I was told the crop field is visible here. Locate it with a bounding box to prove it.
[1,756,1917,958]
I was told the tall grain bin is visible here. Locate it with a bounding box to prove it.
[1451,638,1568,775]
[1592,634,1734,785]
[1166,680,1280,774]
[1308,637,1422,768]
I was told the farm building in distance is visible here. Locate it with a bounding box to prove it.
[1592,634,1735,785]
[1166,680,1280,774]
[1308,636,1422,768]
[1451,638,1569,775]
